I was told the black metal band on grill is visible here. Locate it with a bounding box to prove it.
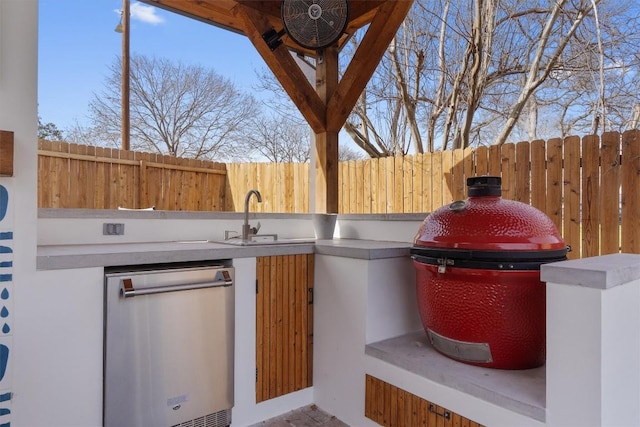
[410,253,566,271]
[410,246,567,261]
[410,246,568,271]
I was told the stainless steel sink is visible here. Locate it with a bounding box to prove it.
[174,234,315,246]
[213,237,315,246]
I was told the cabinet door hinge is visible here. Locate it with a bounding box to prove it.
[255,367,258,382]
[307,287,314,305]
[256,279,259,294]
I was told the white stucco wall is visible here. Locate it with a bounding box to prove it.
[0,1,38,426]
[543,254,640,427]
[14,268,104,426]
[313,254,378,426]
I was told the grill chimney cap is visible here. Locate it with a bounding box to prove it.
[467,176,501,197]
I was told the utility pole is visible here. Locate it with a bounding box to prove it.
[115,0,131,150]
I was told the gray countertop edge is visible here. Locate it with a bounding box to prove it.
[366,331,546,423]
[36,239,412,270]
[541,253,640,289]
[315,239,411,260]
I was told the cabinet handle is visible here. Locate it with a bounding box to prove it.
[429,404,451,420]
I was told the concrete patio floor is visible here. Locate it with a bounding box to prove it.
[248,405,349,427]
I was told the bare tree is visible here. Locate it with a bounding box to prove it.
[341,0,639,154]
[248,0,638,158]
[244,114,310,163]
[338,144,366,161]
[253,62,367,162]
[87,54,259,160]
[494,0,597,145]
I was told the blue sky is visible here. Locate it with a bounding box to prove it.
[38,0,266,131]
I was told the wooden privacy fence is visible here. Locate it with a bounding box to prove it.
[38,130,640,259]
[226,131,640,260]
[225,161,310,214]
[38,140,227,211]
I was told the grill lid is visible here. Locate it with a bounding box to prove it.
[413,176,566,261]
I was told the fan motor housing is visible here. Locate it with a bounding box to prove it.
[281,0,349,50]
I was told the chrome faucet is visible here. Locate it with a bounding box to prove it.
[242,190,262,242]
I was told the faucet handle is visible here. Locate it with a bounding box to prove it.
[249,221,261,236]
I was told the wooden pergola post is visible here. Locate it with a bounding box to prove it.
[315,47,339,214]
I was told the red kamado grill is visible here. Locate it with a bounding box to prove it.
[410,176,567,369]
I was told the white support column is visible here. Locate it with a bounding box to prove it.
[0,2,38,426]
[542,253,640,427]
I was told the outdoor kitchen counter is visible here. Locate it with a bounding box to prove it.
[36,239,412,270]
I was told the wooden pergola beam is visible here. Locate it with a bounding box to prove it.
[327,0,413,132]
[236,2,327,134]
[237,1,413,212]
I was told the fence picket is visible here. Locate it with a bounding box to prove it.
[355,160,364,214]
[582,135,600,258]
[394,156,403,213]
[600,132,621,255]
[403,156,413,213]
[37,140,51,208]
[412,154,423,213]
[451,148,465,201]
[463,147,474,192]
[621,130,640,253]
[546,138,563,232]
[475,145,488,177]
[54,141,69,208]
[515,141,530,204]
[363,160,372,214]
[501,143,516,201]
[564,136,582,259]
[431,151,443,209]
[385,156,395,213]
[530,140,546,213]
[442,148,454,204]
[421,152,433,213]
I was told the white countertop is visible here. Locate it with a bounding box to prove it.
[36,239,413,270]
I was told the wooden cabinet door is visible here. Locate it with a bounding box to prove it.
[365,375,485,427]
[256,254,314,402]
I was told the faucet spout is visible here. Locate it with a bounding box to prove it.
[243,190,262,241]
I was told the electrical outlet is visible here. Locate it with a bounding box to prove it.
[103,223,125,236]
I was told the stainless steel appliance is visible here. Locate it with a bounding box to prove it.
[104,262,235,427]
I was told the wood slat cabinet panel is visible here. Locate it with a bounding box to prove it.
[256,254,314,402]
[365,375,485,427]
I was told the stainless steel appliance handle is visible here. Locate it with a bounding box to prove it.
[120,271,233,298]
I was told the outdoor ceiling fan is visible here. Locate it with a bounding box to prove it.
[263,0,349,51]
